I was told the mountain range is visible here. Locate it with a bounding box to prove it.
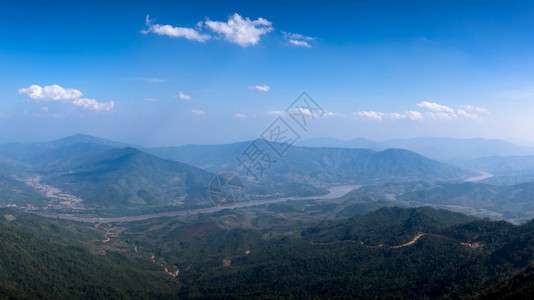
[4,134,534,223]
[299,136,534,161]
[145,138,475,185]
[0,134,477,217]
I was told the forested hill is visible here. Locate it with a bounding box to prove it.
[3,206,534,298]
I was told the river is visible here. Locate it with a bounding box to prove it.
[464,171,493,182]
[39,185,361,224]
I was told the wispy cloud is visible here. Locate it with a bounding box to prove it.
[353,110,423,121]
[416,101,454,113]
[191,109,205,116]
[354,102,488,122]
[459,104,489,113]
[145,98,159,102]
[206,13,273,47]
[405,111,424,120]
[425,111,455,120]
[19,84,114,112]
[267,110,286,116]
[174,91,192,100]
[456,109,482,121]
[142,15,210,42]
[72,98,115,112]
[235,113,247,119]
[257,110,339,118]
[288,40,311,47]
[354,111,383,121]
[282,31,316,48]
[455,105,489,121]
[251,85,270,92]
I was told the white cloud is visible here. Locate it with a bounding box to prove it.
[205,13,273,47]
[324,111,339,117]
[191,109,205,116]
[282,31,316,48]
[459,104,489,114]
[145,98,159,102]
[18,84,82,101]
[425,111,455,120]
[282,32,315,41]
[405,110,423,120]
[19,84,114,112]
[415,102,490,121]
[175,91,192,100]
[72,98,115,112]
[296,107,313,117]
[354,110,424,121]
[142,15,210,42]
[252,85,270,92]
[354,111,384,121]
[235,113,247,119]
[388,112,403,120]
[455,105,490,121]
[290,107,326,118]
[288,40,311,48]
[456,109,481,121]
[416,101,454,113]
[267,110,286,116]
[263,110,337,118]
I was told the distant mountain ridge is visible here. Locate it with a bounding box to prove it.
[299,137,534,161]
[146,139,475,185]
[460,155,534,173]
[0,134,132,167]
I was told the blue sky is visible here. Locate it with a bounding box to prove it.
[1,0,534,146]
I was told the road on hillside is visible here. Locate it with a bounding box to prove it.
[40,185,361,224]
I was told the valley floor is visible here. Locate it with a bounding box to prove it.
[38,184,362,223]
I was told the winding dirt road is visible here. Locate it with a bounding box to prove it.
[364,233,483,249]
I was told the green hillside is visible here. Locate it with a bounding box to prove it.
[398,182,534,222]
[0,209,178,299]
[0,162,45,207]
[3,204,534,298]
[45,147,214,210]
